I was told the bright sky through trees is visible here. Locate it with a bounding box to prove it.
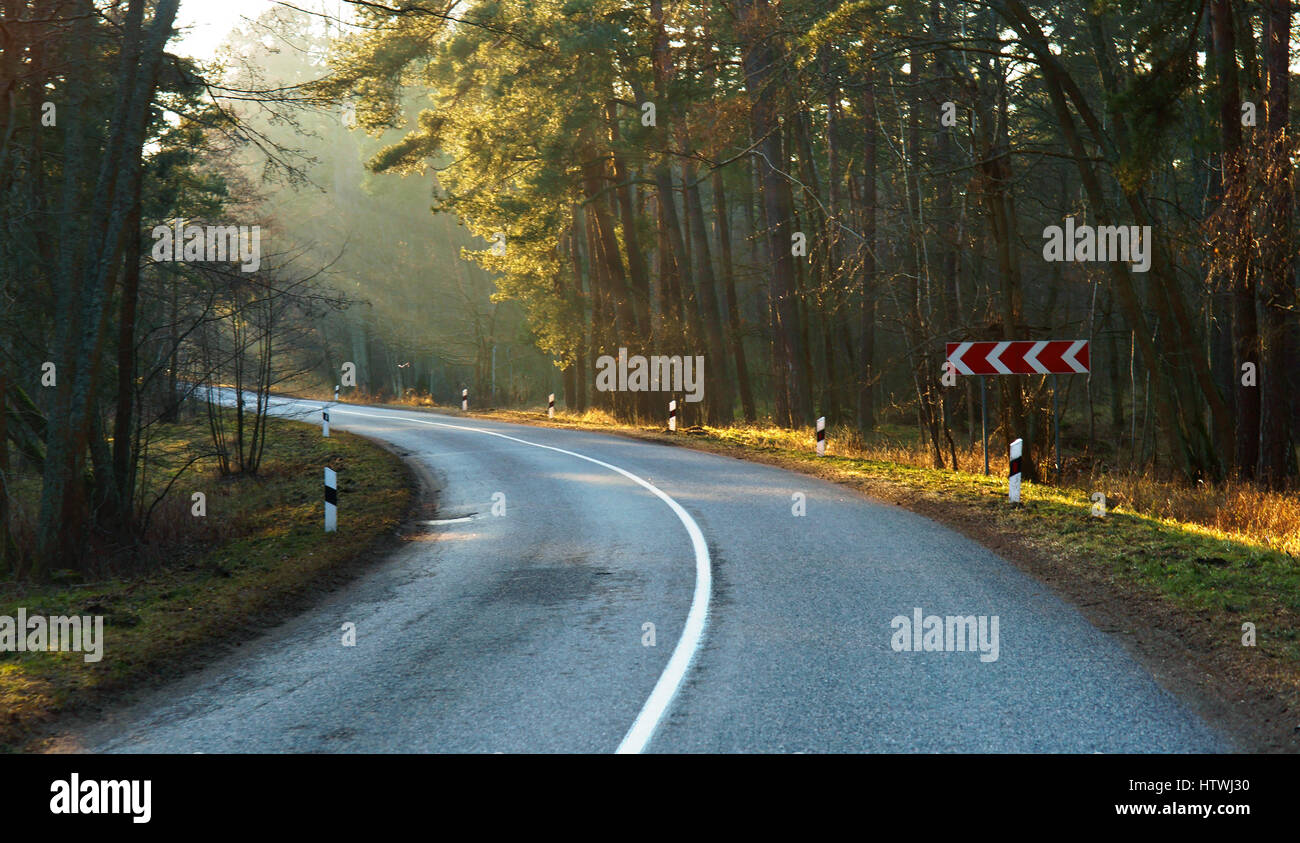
[171,0,353,59]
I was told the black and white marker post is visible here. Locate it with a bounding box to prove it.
[322,408,330,438]
[324,467,338,532]
[668,399,677,432]
[1009,438,1023,504]
[334,384,340,402]
[461,388,469,412]
[548,393,555,419]
[816,416,826,456]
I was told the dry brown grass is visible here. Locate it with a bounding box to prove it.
[705,419,1300,558]
[1099,473,1300,557]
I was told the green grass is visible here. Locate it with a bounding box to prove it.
[0,415,412,751]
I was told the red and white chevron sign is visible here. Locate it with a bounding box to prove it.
[946,340,1090,375]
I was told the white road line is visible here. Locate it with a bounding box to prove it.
[303,401,711,755]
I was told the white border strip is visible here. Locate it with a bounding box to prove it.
[315,402,711,755]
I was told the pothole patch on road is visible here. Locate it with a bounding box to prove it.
[397,507,482,540]
[415,515,477,526]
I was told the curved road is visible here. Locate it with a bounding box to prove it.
[67,396,1229,753]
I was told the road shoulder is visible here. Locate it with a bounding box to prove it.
[7,417,423,753]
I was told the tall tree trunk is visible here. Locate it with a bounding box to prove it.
[974,21,1032,478]
[858,68,878,431]
[111,183,142,530]
[682,155,733,423]
[737,0,812,426]
[1260,0,1293,488]
[607,102,651,336]
[932,0,962,467]
[655,195,683,332]
[580,141,640,346]
[792,107,833,421]
[1212,0,1259,479]
[0,353,9,574]
[712,168,755,421]
[755,153,789,423]
[643,130,692,357]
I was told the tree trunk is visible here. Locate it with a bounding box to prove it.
[682,156,733,423]
[580,141,640,345]
[1212,0,1259,479]
[858,68,878,431]
[1260,0,1293,488]
[111,184,142,529]
[711,168,756,421]
[607,102,651,336]
[737,0,812,426]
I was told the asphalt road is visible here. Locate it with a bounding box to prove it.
[67,396,1229,753]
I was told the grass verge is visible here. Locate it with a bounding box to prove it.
[0,415,412,752]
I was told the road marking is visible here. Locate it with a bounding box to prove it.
[300,401,711,755]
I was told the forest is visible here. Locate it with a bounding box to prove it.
[315,0,1299,486]
[0,0,1297,578]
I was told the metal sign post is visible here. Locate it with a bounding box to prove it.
[946,341,1089,489]
[1052,374,1061,478]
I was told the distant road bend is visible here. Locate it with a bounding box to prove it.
[70,393,1228,753]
